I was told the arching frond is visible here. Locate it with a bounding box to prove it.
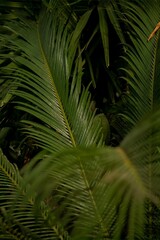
[1,1,160,240]
[18,109,160,239]
[119,1,160,133]
[0,3,106,239]
[0,149,67,239]
[1,3,103,153]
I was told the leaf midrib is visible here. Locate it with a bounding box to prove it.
[37,22,76,148]
[37,20,106,233]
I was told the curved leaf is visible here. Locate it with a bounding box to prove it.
[0,4,106,238]
[119,1,160,133]
[0,149,67,239]
[1,6,103,151]
[98,6,109,67]
[21,108,160,239]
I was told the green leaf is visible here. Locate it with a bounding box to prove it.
[118,1,160,133]
[20,108,160,239]
[0,7,103,152]
[93,113,110,143]
[0,93,12,107]
[0,128,10,146]
[68,9,93,68]
[98,6,109,67]
[105,1,126,46]
[0,149,66,239]
[0,5,106,239]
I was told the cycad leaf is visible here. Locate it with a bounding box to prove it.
[0,4,106,239]
[21,108,160,239]
[119,1,160,133]
[0,149,67,239]
[68,9,92,68]
[1,5,102,152]
[98,6,109,67]
[105,1,126,46]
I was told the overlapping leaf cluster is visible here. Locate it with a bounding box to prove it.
[1,1,160,239]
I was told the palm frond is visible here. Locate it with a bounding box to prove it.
[98,6,109,67]
[0,149,67,239]
[18,107,160,239]
[98,0,127,68]
[118,1,160,133]
[105,0,126,46]
[0,4,107,238]
[1,4,103,153]
[1,1,160,239]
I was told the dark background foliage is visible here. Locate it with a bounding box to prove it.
[1,1,160,239]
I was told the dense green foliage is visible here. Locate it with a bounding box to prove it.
[1,0,160,239]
